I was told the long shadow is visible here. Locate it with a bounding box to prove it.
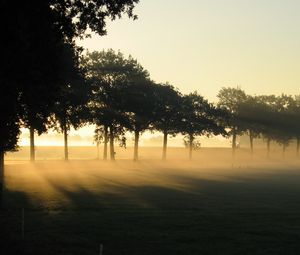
[4,164,300,254]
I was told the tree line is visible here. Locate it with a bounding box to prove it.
[13,49,300,163]
[4,47,300,164]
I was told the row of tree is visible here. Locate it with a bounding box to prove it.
[218,88,300,158]
[20,49,300,164]
[83,50,227,161]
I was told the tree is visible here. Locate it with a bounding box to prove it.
[0,94,20,208]
[121,80,156,161]
[152,83,182,160]
[1,0,140,206]
[273,95,294,158]
[83,50,133,161]
[180,92,227,160]
[0,0,68,205]
[237,96,268,156]
[286,96,300,156]
[258,95,294,157]
[217,87,247,156]
[94,54,154,161]
[50,46,89,161]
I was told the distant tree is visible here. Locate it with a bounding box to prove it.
[180,92,227,160]
[286,95,300,156]
[255,94,294,157]
[237,96,267,156]
[217,87,247,156]
[273,95,294,158]
[152,83,182,160]
[253,95,278,156]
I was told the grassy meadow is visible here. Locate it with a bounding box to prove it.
[2,147,300,254]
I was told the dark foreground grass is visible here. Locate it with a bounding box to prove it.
[2,158,300,254]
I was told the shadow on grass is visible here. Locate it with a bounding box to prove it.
[3,167,300,254]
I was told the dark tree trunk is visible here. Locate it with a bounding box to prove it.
[297,138,300,157]
[267,138,271,158]
[162,130,168,160]
[232,128,237,158]
[29,126,35,161]
[63,124,68,161]
[109,126,115,161]
[282,144,286,159]
[103,125,108,160]
[249,130,254,156]
[189,134,194,160]
[0,150,4,209]
[134,130,139,161]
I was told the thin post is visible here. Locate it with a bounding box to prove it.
[99,244,103,255]
[21,208,25,239]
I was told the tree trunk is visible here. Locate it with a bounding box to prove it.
[109,126,115,161]
[297,138,300,157]
[162,131,168,160]
[232,128,237,158]
[282,144,286,159]
[134,130,139,161]
[0,150,4,209]
[249,130,254,157]
[189,134,193,160]
[96,143,100,160]
[103,125,108,160]
[267,138,271,158]
[63,124,68,161]
[30,126,35,161]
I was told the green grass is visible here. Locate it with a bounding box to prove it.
[2,155,300,254]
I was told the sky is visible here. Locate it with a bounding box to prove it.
[78,0,300,101]
[20,0,300,147]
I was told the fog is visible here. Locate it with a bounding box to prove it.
[5,147,300,210]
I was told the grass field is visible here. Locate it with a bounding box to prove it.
[2,147,300,254]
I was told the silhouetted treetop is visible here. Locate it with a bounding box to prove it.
[50,0,139,40]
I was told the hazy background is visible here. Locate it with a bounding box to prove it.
[20,0,300,147]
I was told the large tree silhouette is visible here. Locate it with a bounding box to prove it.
[1,0,139,206]
[83,50,132,160]
[117,60,155,161]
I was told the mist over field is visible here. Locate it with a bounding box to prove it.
[3,147,300,254]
